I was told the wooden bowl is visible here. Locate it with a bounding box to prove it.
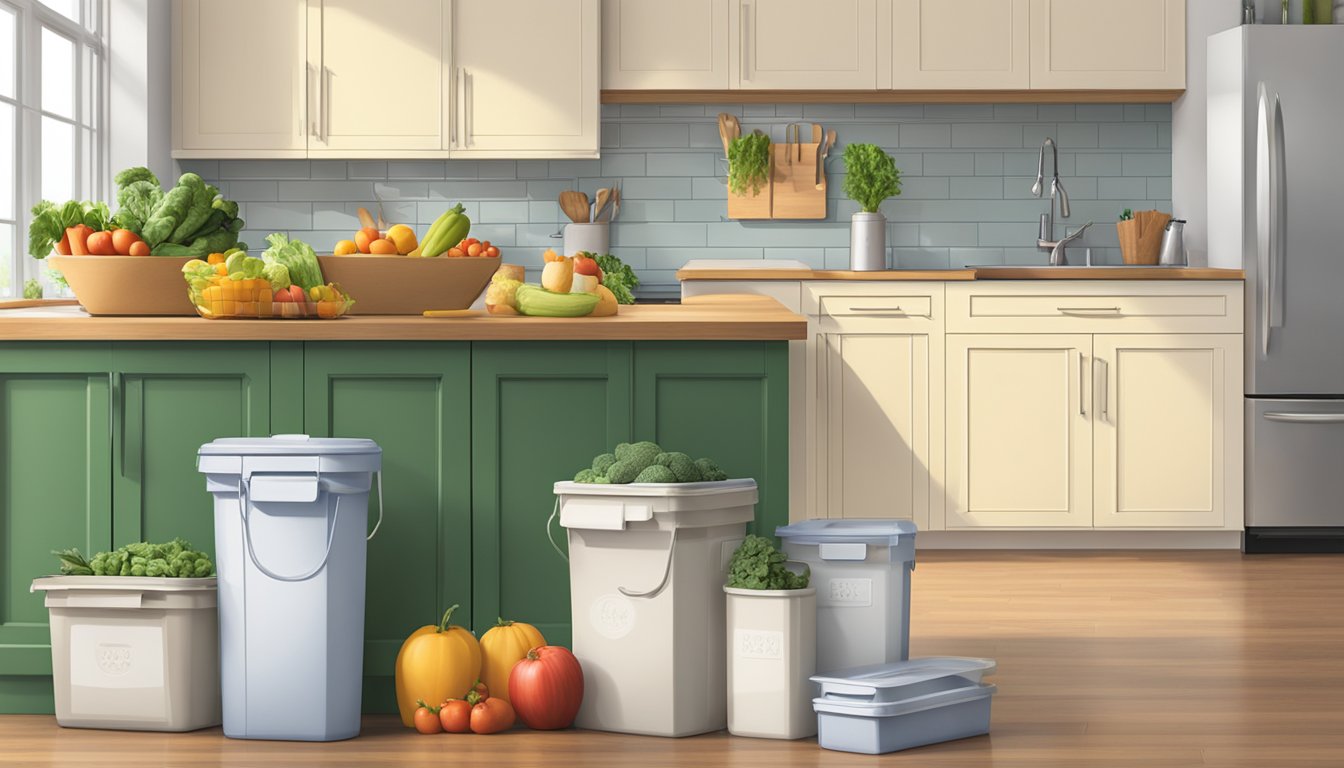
[50,255,195,315]
[317,255,500,315]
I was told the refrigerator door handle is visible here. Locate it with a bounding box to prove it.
[1272,93,1287,332]
[1255,84,1273,359]
[1263,412,1344,424]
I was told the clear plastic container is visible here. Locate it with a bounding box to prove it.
[775,519,916,674]
[554,479,757,737]
[30,576,221,732]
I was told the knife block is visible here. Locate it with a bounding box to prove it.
[770,143,827,220]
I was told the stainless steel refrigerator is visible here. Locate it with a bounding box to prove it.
[1208,25,1344,552]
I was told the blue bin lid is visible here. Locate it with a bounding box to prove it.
[775,518,917,546]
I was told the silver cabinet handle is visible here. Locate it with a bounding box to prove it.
[1263,412,1344,424]
[322,65,332,142]
[848,306,903,313]
[1057,306,1121,315]
[458,66,467,148]
[308,63,320,138]
[450,67,457,145]
[1271,92,1287,334]
[1256,84,1272,358]
[1078,351,1086,417]
[740,3,749,82]
[466,68,473,148]
[1099,356,1109,422]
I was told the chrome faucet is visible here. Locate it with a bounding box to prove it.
[1032,137,1093,265]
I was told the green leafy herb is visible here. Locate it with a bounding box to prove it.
[842,143,902,214]
[1119,208,1134,221]
[727,132,771,197]
[27,200,107,259]
[22,279,42,300]
[589,252,640,305]
[727,535,809,590]
[52,539,214,578]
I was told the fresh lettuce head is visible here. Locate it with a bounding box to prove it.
[261,233,324,290]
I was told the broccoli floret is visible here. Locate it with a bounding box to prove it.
[605,460,642,484]
[574,468,599,483]
[634,464,677,483]
[591,453,617,475]
[145,558,172,578]
[623,441,662,468]
[613,442,632,460]
[657,452,703,483]
[590,475,611,484]
[694,457,729,482]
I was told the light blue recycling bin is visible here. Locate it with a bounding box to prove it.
[775,519,916,675]
[199,435,382,741]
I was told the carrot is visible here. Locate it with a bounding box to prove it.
[65,225,91,256]
[55,232,72,256]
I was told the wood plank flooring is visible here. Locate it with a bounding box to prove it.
[4,551,1344,767]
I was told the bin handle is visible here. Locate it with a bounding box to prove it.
[367,471,384,542]
[546,499,568,563]
[618,529,678,599]
[237,477,339,582]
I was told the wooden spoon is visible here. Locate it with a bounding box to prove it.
[559,190,591,223]
[593,187,612,222]
[717,113,733,155]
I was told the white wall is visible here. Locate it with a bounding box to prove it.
[108,0,173,185]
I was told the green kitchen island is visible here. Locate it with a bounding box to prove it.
[0,295,802,714]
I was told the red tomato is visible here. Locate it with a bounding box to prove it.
[470,680,489,700]
[413,701,443,734]
[85,231,116,255]
[273,289,291,303]
[111,229,140,255]
[127,240,151,256]
[439,699,472,733]
[507,646,584,730]
[469,697,515,734]
[288,285,305,304]
[573,255,600,277]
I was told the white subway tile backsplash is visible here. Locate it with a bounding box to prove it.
[198,102,1168,291]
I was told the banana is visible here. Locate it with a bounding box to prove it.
[515,283,600,317]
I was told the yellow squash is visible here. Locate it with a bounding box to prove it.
[394,605,482,727]
[478,618,546,704]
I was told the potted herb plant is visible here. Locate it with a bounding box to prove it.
[727,131,772,219]
[723,534,816,740]
[842,143,902,270]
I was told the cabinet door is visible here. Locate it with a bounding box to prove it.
[471,343,631,648]
[0,345,112,682]
[451,0,600,157]
[173,0,308,156]
[946,335,1092,528]
[1029,0,1185,89]
[304,343,472,713]
[811,323,941,529]
[603,0,730,89]
[112,344,271,557]
[633,342,790,536]
[310,0,445,154]
[1093,336,1242,529]
[732,0,877,89]
[892,0,1028,89]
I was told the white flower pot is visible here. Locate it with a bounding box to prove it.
[850,211,887,271]
[725,585,818,739]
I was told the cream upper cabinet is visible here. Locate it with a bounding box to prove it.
[1093,335,1242,529]
[731,0,878,89]
[603,0,730,90]
[946,334,1093,529]
[173,0,308,157]
[806,288,944,529]
[308,0,445,155]
[891,0,1029,90]
[1029,0,1185,89]
[449,0,599,158]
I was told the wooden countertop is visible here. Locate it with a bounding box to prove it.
[0,295,806,342]
[677,266,1244,281]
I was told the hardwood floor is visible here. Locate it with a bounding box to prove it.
[4,551,1344,767]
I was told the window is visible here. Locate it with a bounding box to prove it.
[0,0,107,298]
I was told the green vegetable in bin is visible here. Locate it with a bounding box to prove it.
[572,440,729,484]
[52,538,214,578]
[728,535,810,591]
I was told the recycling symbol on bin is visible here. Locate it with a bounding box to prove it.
[96,643,133,676]
[590,593,636,640]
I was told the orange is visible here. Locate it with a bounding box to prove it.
[354,231,374,254]
[334,239,358,256]
[369,238,399,255]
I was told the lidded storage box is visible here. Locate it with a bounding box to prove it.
[199,435,382,742]
[775,519,916,674]
[555,479,757,737]
[812,657,997,754]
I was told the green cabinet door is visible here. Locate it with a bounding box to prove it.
[304,342,472,714]
[0,344,113,708]
[633,342,790,536]
[471,342,632,647]
[111,343,273,557]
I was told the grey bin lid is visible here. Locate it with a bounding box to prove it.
[776,518,917,546]
[812,656,996,702]
[199,434,381,457]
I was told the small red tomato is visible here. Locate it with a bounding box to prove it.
[440,699,472,733]
[470,680,489,700]
[288,284,305,303]
[466,243,483,257]
[470,697,515,734]
[484,246,500,258]
[413,700,443,734]
[573,255,600,277]
[273,289,291,303]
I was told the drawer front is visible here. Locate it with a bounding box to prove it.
[819,295,933,318]
[947,282,1243,334]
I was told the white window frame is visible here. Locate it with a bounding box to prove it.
[1,0,109,297]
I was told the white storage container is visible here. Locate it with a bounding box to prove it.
[812,657,997,754]
[199,435,382,742]
[30,576,221,732]
[724,584,816,739]
[775,519,916,673]
[554,479,756,737]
